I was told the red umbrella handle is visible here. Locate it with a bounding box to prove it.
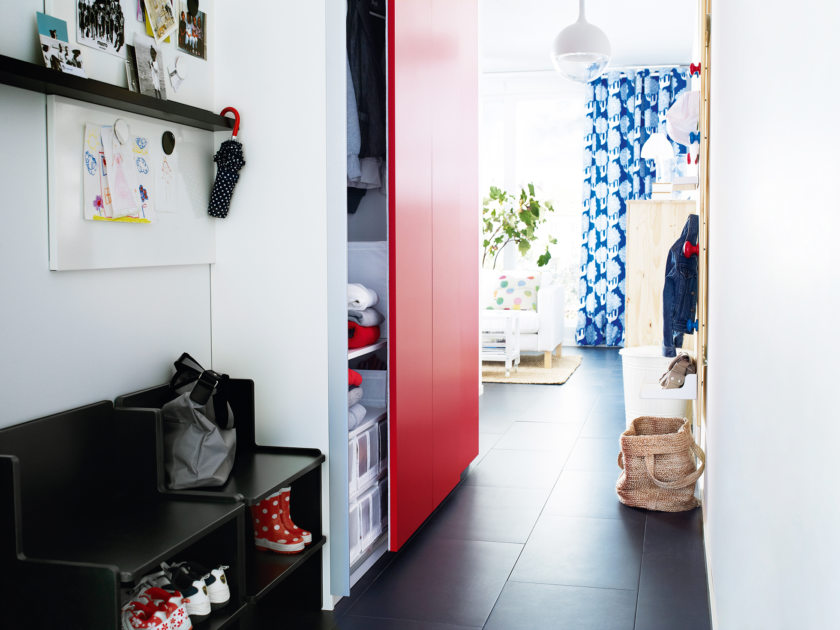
[220,107,240,138]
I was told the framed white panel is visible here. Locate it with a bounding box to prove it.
[47,95,216,270]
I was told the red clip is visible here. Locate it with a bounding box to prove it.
[220,107,240,138]
[683,241,700,258]
[690,62,701,76]
[687,153,692,165]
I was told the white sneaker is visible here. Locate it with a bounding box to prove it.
[205,565,231,610]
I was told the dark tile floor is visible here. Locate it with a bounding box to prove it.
[330,347,711,630]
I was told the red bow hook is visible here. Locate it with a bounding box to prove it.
[220,106,240,139]
[689,62,701,76]
[683,241,700,259]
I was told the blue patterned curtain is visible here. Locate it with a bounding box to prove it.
[576,68,689,347]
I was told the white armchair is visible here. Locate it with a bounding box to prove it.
[480,271,565,368]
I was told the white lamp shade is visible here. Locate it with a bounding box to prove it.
[551,10,611,83]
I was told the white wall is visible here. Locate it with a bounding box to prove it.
[0,0,214,427]
[705,2,840,628]
[211,0,345,605]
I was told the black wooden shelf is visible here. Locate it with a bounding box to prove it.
[205,602,249,630]
[115,381,327,506]
[0,54,233,132]
[247,536,327,603]
[23,496,244,583]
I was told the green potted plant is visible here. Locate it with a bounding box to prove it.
[482,183,557,269]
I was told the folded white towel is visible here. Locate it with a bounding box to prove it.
[348,386,364,408]
[348,308,384,327]
[348,283,379,310]
[348,403,367,431]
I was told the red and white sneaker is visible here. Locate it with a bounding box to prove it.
[277,487,312,544]
[140,564,211,623]
[251,497,305,554]
[121,600,170,630]
[136,587,192,630]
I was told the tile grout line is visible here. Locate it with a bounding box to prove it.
[633,514,649,630]
[480,387,593,629]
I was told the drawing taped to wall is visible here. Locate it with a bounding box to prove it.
[83,122,155,223]
[76,0,126,57]
[133,35,167,99]
[143,0,177,43]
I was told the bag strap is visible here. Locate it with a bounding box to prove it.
[189,370,234,430]
[171,352,204,391]
[644,442,706,490]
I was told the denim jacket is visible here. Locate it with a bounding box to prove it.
[662,214,699,357]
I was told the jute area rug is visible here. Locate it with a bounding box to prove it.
[482,353,583,385]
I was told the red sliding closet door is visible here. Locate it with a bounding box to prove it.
[388,0,479,551]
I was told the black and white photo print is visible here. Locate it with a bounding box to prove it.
[76,0,127,57]
[133,35,167,99]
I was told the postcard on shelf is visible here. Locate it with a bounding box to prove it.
[177,0,206,59]
[37,11,68,41]
[76,0,127,57]
[133,34,167,100]
[143,0,177,44]
[37,12,87,78]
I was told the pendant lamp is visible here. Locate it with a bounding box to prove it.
[551,0,611,82]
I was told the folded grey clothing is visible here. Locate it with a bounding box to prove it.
[348,308,385,327]
[348,385,364,408]
[348,403,367,430]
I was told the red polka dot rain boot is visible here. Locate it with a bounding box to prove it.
[277,486,312,545]
[250,495,305,554]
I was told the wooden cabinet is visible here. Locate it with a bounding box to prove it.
[624,199,697,349]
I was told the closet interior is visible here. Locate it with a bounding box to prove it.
[345,0,389,587]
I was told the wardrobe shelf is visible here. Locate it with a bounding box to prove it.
[348,339,387,360]
[640,374,698,400]
[0,54,234,132]
[349,406,386,440]
[246,536,326,602]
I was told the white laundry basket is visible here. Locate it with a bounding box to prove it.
[619,346,689,427]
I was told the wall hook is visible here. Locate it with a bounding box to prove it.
[683,240,700,259]
[690,62,701,76]
[220,107,240,139]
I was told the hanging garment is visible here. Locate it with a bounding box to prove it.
[662,214,699,357]
[577,68,689,347]
[347,56,362,183]
[666,91,701,146]
[347,0,386,161]
[348,187,366,214]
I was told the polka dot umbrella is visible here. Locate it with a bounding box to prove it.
[209,107,245,218]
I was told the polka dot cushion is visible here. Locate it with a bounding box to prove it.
[486,274,539,310]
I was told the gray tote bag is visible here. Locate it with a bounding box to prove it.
[162,361,236,489]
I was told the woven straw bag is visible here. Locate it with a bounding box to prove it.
[616,416,705,512]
